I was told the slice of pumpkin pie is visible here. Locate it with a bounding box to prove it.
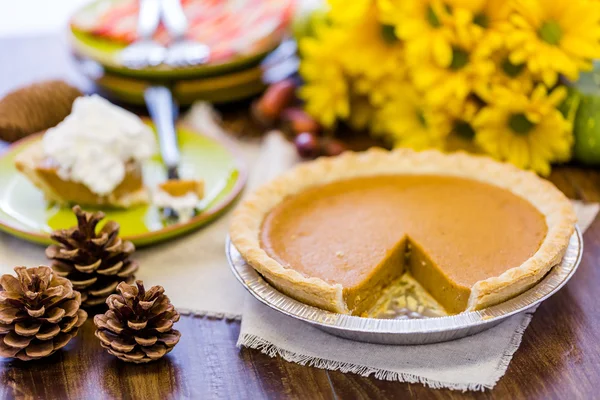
[15,95,156,208]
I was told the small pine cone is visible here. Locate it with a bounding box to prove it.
[45,206,139,308]
[0,80,82,142]
[94,281,181,364]
[0,266,87,361]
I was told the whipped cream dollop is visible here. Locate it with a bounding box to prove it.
[43,95,157,195]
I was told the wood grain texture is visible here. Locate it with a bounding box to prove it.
[1,34,599,399]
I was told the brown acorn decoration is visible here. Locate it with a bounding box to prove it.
[45,206,139,308]
[0,266,87,361]
[94,281,181,364]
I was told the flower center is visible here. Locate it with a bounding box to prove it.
[454,121,475,139]
[427,5,441,27]
[473,13,489,28]
[538,20,562,45]
[450,48,469,70]
[417,110,427,127]
[381,24,398,43]
[501,58,525,77]
[508,113,535,135]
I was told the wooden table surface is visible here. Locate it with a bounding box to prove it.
[0,34,599,400]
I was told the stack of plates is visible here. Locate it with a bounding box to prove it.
[68,0,297,105]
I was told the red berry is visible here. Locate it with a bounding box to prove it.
[294,132,320,158]
[322,138,347,156]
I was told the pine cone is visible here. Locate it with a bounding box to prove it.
[0,80,82,142]
[0,266,87,361]
[45,206,139,308]
[94,281,181,364]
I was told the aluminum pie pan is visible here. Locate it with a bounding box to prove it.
[226,227,582,344]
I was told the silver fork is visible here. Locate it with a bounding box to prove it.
[161,0,210,67]
[119,0,166,68]
[144,85,183,222]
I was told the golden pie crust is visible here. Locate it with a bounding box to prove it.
[229,149,576,315]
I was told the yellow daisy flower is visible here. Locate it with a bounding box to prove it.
[300,75,349,129]
[473,85,573,176]
[350,45,406,108]
[504,0,600,86]
[410,33,495,106]
[373,85,452,150]
[299,24,350,128]
[355,72,406,108]
[327,0,372,25]
[337,4,406,89]
[445,99,484,153]
[447,0,510,45]
[379,0,456,67]
[477,49,536,98]
[299,4,405,128]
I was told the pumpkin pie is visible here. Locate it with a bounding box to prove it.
[229,149,576,315]
[153,179,205,222]
[157,179,204,199]
[14,95,156,208]
[15,142,149,208]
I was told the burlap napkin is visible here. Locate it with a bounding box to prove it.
[0,103,597,390]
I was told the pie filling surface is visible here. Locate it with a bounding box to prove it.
[260,175,548,315]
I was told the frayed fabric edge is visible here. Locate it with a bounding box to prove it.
[490,308,537,386]
[178,307,242,321]
[237,333,489,392]
[236,309,538,392]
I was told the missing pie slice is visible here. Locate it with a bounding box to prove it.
[230,149,576,316]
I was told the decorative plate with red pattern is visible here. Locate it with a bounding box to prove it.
[70,0,295,79]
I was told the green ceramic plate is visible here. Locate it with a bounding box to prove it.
[77,55,267,106]
[0,123,247,247]
[69,0,287,80]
